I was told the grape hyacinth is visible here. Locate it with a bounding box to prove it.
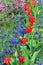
[0,0,43,65]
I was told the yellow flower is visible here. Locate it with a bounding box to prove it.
[13,51,18,57]
[32,28,35,32]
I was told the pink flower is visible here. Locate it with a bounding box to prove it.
[12,0,24,3]
[12,0,24,9]
[0,3,6,11]
[21,0,24,2]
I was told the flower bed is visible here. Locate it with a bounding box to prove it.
[0,0,43,65]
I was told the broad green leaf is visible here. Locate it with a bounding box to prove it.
[31,50,40,62]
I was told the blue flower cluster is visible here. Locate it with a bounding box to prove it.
[0,11,27,65]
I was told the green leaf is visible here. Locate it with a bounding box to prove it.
[31,50,40,62]
[32,40,36,47]
[10,57,14,63]
[23,56,29,65]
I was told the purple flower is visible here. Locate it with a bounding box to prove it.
[8,38,17,43]
[20,16,24,20]
[38,62,42,65]
[20,11,24,15]
[15,24,27,36]
[20,33,24,37]
[0,58,2,63]
[13,30,19,36]
[16,24,25,31]
[20,16,24,22]
[34,30,39,34]
[17,53,21,58]
[4,48,10,54]
[1,33,7,38]
[16,24,24,28]
[19,27,27,34]
[38,33,42,39]
[13,1,24,9]
[0,53,5,58]
[14,16,19,21]
[10,43,15,47]
[8,37,20,47]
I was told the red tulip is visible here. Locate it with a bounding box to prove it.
[20,37,27,44]
[18,55,25,62]
[27,1,31,5]
[32,0,37,6]
[24,1,30,7]
[25,6,29,11]
[4,56,10,64]
[26,11,29,15]
[29,16,35,24]
[26,8,32,15]
[24,3,28,7]
[26,26,32,33]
